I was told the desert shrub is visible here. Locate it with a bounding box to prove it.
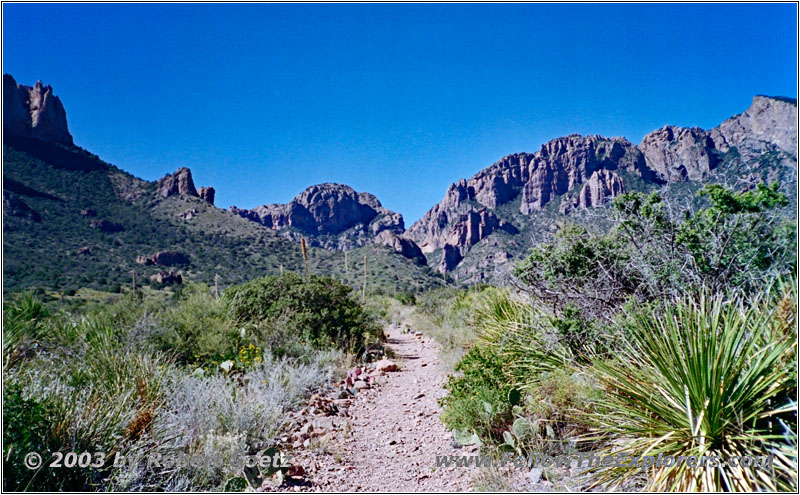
[587,290,797,491]
[4,343,170,491]
[500,369,600,456]
[113,349,343,491]
[362,294,405,328]
[223,272,380,354]
[395,291,416,306]
[477,291,574,385]
[516,184,795,322]
[440,290,603,452]
[3,383,54,491]
[3,292,49,366]
[153,284,239,365]
[440,345,516,444]
[676,183,795,291]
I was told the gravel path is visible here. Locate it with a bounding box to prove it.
[277,322,477,492]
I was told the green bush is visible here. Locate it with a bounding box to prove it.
[154,284,239,365]
[440,345,515,443]
[395,291,416,306]
[223,272,380,354]
[3,383,53,491]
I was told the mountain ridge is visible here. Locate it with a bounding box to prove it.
[407,95,797,278]
[2,74,795,291]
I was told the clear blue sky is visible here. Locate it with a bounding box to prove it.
[3,3,797,223]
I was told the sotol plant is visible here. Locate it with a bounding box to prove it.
[586,289,797,491]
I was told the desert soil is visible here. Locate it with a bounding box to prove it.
[271,322,479,492]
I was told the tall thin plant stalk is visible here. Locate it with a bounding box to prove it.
[361,255,367,302]
[301,238,309,279]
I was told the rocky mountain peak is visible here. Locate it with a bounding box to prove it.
[231,183,408,250]
[156,167,198,198]
[711,95,798,155]
[3,74,73,145]
[198,187,215,205]
[155,167,216,204]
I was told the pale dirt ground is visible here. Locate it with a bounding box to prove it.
[266,322,480,492]
[259,319,573,493]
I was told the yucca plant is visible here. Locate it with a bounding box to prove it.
[477,291,573,388]
[3,293,50,369]
[586,290,797,491]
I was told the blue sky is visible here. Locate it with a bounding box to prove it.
[3,3,797,223]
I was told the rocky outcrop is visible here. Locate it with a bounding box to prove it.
[373,230,427,265]
[3,74,73,145]
[639,126,719,181]
[3,191,41,222]
[198,186,215,204]
[639,96,798,182]
[711,95,797,155]
[443,209,517,254]
[437,244,463,274]
[156,167,198,198]
[90,219,123,233]
[561,169,625,213]
[178,208,198,220]
[136,250,190,266]
[520,136,646,213]
[408,136,646,252]
[425,208,518,273]
[231,184,404,249]
[404,180,472,254]
[150,270,183,285]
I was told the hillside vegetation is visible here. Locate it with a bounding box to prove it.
[3,273,385,491]
[2,139,445,295]
[415,183,797,491]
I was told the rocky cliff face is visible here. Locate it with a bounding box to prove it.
[231,183,414,252]
[407,135,650,250]
[410,95,797,275]
[712,95,798,155]
[639,126,719,181]
[374,230,427,265]
[198,187,215,205]
[560,169,625,213]
[3,74,73,145]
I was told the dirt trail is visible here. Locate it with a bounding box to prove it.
[281,322,477,491]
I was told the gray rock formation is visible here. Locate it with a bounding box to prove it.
[639,126,719,181]
[711,95,798,155]
[438,244,464,274]
[561,169,625,213]
[231,183,405,250]
[373,230,427,265]
[407,135,646,251]
[156,167,198,198]
[136,251,190,266]
[198,187,215,204]
[89,219,124,233]
[3,74,73,145]
[178,208,198,220]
